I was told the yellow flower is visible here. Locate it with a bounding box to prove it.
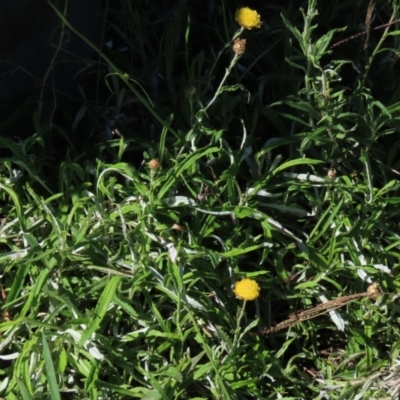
[235,7,262,30]
[234,278,260,301]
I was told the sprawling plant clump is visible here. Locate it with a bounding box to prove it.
[1,1,400,399]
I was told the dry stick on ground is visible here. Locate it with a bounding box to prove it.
[258,283,382,336]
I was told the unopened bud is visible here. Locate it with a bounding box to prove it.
[186,85,196,96]
[148,158,160,170]
[327,168,336,179]
[233,38,246,55]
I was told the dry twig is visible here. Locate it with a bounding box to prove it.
[258,283,382,336]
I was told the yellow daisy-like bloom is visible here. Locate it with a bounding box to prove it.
[235,7,262,30]
[234,278,260,301]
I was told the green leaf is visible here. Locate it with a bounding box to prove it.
[79,276,122,346]
[271,158,323,176]
[42,332,62,400]
[17,379,34,400]
[157,146,219,199]
[0,183,26,232]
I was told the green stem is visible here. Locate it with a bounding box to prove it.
[361,2,400,89]
[232,300,247,347]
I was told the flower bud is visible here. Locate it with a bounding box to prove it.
[233,38,246,55]
[148,158,160,170]
[186,85,196,96]
[327,168,336,179]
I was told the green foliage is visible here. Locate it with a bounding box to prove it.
[1,0,400,398]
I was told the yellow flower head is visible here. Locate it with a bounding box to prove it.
[235,7,262,30]
[234,278,260,301]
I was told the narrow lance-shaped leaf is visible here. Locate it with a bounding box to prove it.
[79,276,122,346]
[42,332,62,400]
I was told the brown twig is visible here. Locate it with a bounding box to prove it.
[331,18,400,49]
[257,283,382,336]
